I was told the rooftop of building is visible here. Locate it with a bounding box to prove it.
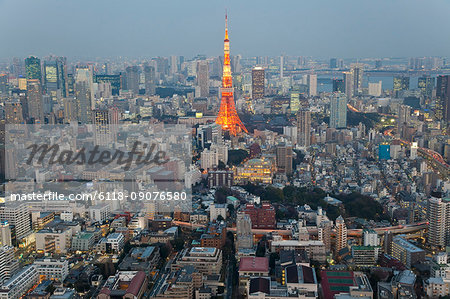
[239,257,269,273]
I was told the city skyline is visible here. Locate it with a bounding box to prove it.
[1,0,450,59]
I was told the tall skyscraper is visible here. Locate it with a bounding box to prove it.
[74,66,94,123]
[43,59,58,96]
[25,56,41,83]
[297,110,311,147]
[427,193,450,248]
[215,14,247,136]
[343,72,353,99]
[393,76,410,97]
[335,215,347,252]
[144,65,156,96]
[125,66,140,95]
[43,56,68,98]
[251,67,265,100]
[170,55,178,75]
[196,61,209,97]
[330,92,347,129]
[436,75,450,123]
[26,79,44,123]
[276,143,293,175]
[307,74,317,97]
[418,76,435,99]
[236,213,253,250]
[350,63,364,96]
[0,74,7,95]
[92,108,119,146]
[397,104,410,137]
[280,55,284,78]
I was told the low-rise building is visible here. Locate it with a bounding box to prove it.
[34,258,69,281]
[0,265,39,299]
[425,277,449,298]
[270,240,326,263]
[97,271,147,299]
[96,233,125,254]
[71,232,95,252]
[172,247,222,275]
[35,228,72,254]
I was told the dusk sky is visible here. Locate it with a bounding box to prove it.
[1,0,449,59]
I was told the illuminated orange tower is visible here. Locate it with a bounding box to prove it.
[216,14,248,136]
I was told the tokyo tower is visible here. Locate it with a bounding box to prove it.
[215,14,248,136]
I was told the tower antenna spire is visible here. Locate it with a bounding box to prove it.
[216,11,248,136]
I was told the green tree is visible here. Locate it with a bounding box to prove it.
[228,149,249,166]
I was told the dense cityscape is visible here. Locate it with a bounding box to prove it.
[0,3,450,299]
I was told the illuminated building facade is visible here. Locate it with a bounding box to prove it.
[216,14,248,136]
[25,56,41,82]
[235,158,273,184]
[251,67,265,100]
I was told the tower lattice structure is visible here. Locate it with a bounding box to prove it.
[215,14,248,136]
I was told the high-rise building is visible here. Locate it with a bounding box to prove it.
[236,212,253,250]
[92,108,119,146]
[94,75,120,96]
[43,59,58,95]
[436,75,450,123]
[276,143,293,175]
[368,81,382,97]
[196,60,209,97]
[350,63,364,96]
[43,56,68,98]
[343,71,353,99]
[330,92,347,129]
[280,55,284,78]
[251,67,265,100]
[0,74,7,95]
[25,56,42,82]
[297,110,311,147]
[418,76,435,99]
[144,65,156,96]
[4,101,24,124]
[125,66,140,95]
[393,76,410,97]
[26,79,44,123]
[290,92,300,113]
[330,58,337,69]
[0,202,31,242]
[307,74,317,97]
[397,104,410,137]
[335,215,347,252]
[332,78,345,93]
[427,193,450,248]
[74,66,93,123]
[215,14,247,136]
[170,55,178,75]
